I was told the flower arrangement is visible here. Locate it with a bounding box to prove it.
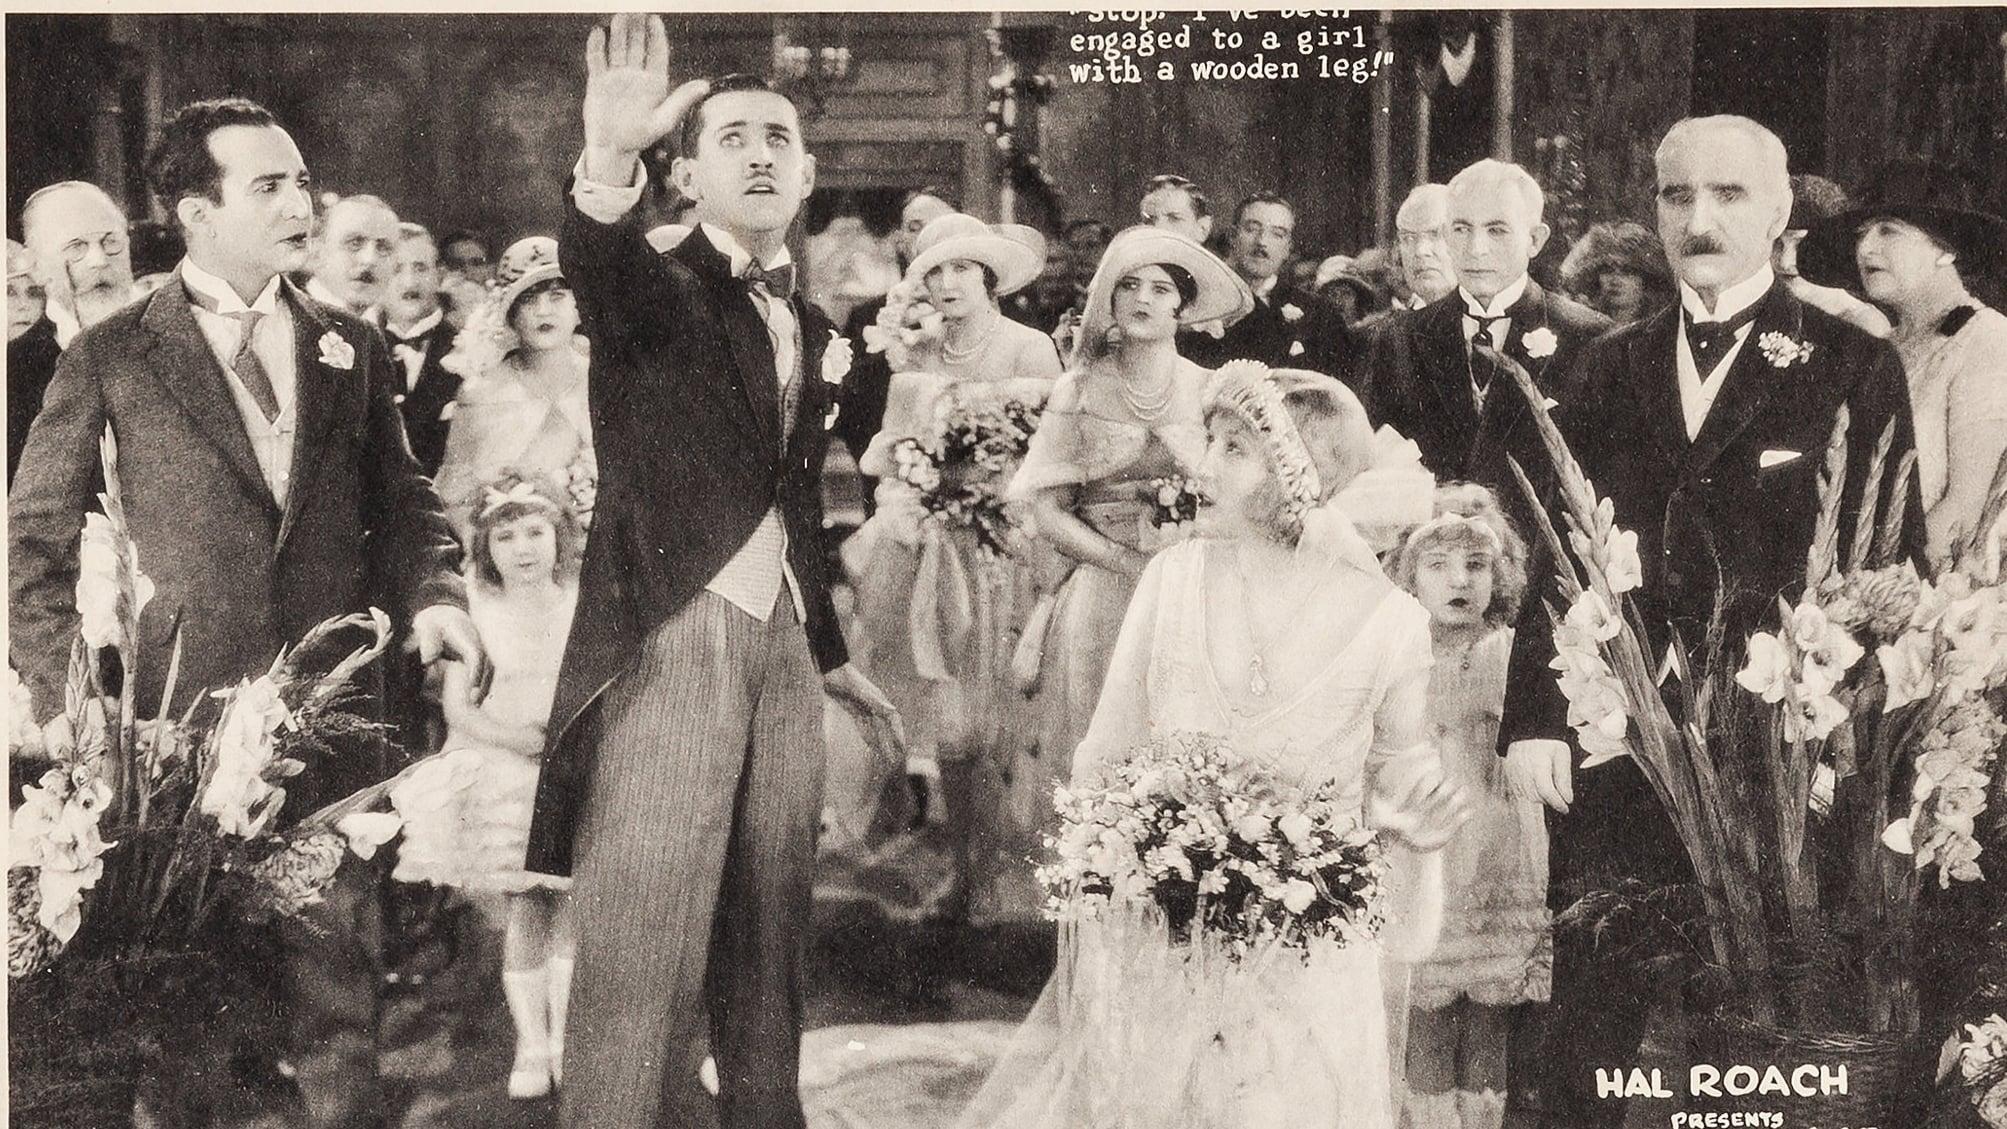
[6,427,426,982]
[1505,357,2007,1040]
[1038,731,1388,961]
[859,279,944,372]
[1148,475,1205,529]
[1961,1013,2007,1126]
[883,389,1044,556]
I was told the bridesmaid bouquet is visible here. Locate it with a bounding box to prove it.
[1148,475,1206,529]
[886,392,1045,556]
[860,279,944,372]
[1039,731,1389,960]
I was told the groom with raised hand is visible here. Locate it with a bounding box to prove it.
[1499,115,1924,1129]
[525,14,904,1129]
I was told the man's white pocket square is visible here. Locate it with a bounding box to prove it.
[1759,449,1802,469]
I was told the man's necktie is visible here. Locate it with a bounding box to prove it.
[1684,304,1762,375]
[742,261,796,299]
[187,287,283,421]
[1470,314,1508,352]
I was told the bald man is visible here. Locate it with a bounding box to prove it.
[11,181,135,482]
[308,193,400,320]
[1394,183,1457,310]
[1498,117,1924,1128]
[1362,160,1609,484]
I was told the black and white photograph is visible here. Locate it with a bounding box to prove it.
[6,5,2006,1128]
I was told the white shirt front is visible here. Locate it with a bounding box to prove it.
[570,158,807,626]
[387,307,443,392]
[1676,265,1774,440]
[180,258,299,505]
[1459,273,1528,347]
[1249,273,1279,303]
[48,301,81,350]
[305,274,380,325]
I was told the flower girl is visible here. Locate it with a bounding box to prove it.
[389,471,581,1099]
[1391,483,1550,1129]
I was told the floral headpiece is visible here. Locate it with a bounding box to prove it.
[1405,511,1504,553]
[1202,360,1323,521]
[479,479,561,518]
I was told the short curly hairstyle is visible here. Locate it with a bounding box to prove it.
[1390,481,1529,628]
[463,469,585,589]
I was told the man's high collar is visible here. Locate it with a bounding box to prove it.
[1459,273,1530,318]
[181,257,283,315]
[46,299,81,349]
[386,307,444,342]
[1679,265,1774,324]
[1247,272,1280,302]
[700,222,792,276]
[305,274,381,322]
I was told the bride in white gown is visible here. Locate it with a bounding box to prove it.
[954,363,1472,1129]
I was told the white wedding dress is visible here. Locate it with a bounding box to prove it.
[953,530,1447,1129]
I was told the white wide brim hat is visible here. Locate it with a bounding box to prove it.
[496,235,565,315]
[903,213,1047,296]
[1073,226,1254,358]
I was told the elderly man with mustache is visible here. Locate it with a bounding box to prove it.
[308,192,401,323]
[1498,114,1926,1129]
[9,181,136,482]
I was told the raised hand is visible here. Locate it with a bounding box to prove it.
[582,13,709,179]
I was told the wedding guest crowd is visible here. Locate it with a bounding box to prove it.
[8,29,2004,1125]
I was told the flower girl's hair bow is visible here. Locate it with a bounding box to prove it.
[479,479,555,518]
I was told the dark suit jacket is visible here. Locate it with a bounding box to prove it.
[1179,276,1358,381]
[836,294,893,476]
[1363,278,1612,485]
[1496,282,1926,901]
[9,276,466,806]
[527,211,849,877]
[7,318,62,484]
[384,316,461,478]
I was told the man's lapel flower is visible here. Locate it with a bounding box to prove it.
[317,331,356,370]
[1288,340,1306,357]
[1522,326,1559,359]
[822,331,853,386]
[1280,303,1304,323]
[1756,330,1814,368]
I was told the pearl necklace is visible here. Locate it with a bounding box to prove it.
[1118,358,1177,421]
[941,308,1000,364]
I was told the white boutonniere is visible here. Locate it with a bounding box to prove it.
[1280,303,1304,323]
[1757,331,1814,368]
[822,331,853,385]
[1522,326,1559,359]
[1288,340,1306,357]
[317,331,355,370]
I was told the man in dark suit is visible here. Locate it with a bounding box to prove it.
[1498,116,1926,1129]
[9,97,485,1129]
[525,17,902,1127]
[381,221,460,477]
[1364,159,1612,491]
[1180,190,1357,379]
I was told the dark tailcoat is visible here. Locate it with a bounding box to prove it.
[385,316,462,479]
[526,212,849,877]
[1179,275,1359,381]
[1497,281,1926,901]
[1362,278,1612,486]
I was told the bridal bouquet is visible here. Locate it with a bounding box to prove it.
[1506,358,2007,1037]
[859,279,944,372]
[7,429,421,983]
[1039,731,1388,960]
[884,390,1045,556]
[1148,475,1205,529]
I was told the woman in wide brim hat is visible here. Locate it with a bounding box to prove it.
[434,235,595,541]
[1801,160,2007,560]
[836,212,1067,927]
[951,227,1248,925]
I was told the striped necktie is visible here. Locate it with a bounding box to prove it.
[187,286,282,421]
